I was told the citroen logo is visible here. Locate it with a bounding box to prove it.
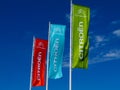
[37,42,45,49]
[75,9,87,18]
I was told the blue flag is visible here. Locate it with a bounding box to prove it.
[48,24,66,79]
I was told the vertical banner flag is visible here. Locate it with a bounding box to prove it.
[48,24,66,79]
[32,38,48,86]
[72,4,90,69]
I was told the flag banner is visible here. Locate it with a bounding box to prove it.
[48,24,66,79]
[72,4,90,69]
[32,38,48,86]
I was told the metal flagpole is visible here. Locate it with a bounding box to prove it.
[29,36,35,90]
[69,0,72,90]
[46,22,50,90]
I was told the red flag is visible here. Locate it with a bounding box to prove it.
[32,38,48,86]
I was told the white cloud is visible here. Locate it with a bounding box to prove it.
[62,62,69,68]
[93,35,108,48]
[62,49,120,67]
[89,49,120,64]
[113,29,120,37]
[89,34,109,50]
[111,20,120,24]
[104,53,117,57]
[89,31,94,35]
[91,9,97,18]
[89,46,94,51]
[65,14,70,23]
[95,35,104,42]
[88,58,119,65]
[62,54,69,67]
[104,49,120,58]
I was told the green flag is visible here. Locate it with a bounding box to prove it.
[72,4,90,69]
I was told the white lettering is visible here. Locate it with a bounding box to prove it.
[78,22,84,60]
[53,38,59,72]
[37,52,42,81]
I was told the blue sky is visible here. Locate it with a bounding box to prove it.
[0,0,120,90]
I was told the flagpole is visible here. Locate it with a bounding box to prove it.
[70,0,72,90]
[29,36,35,90]
[46,22,50,90]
